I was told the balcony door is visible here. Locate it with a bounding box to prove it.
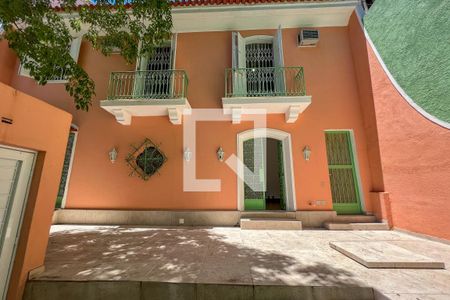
[231,27,285,97]
[134,35,176,99]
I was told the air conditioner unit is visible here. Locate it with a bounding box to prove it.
[298,29,319,47]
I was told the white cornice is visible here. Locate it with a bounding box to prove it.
[61,1,358,35]
[172,2,358,32]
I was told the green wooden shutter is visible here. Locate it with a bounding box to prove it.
[325,131,362,214]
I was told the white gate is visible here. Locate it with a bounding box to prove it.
[0,147,35,299]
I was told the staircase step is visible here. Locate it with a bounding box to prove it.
[240,211,296,219]
[324,222,389,231]
[334,215,377,223]
[240,218,302,230]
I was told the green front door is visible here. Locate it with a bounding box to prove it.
[243,138,266,210]
[325,131,362,214]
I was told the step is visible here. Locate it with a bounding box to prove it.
[324,222,389,231]
[333,215,377,223]
[24,280,375,300]
[240,211,296,219]
[240,218,302,230]
[330,241,445,269]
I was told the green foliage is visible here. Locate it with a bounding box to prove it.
[0,0,173,111]
[365,0,450,123]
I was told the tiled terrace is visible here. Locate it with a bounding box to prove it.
[25,225,450,299]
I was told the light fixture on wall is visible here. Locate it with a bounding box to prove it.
[217,147,225,162]
[184,147,192,162]
[109,147,118,163]
[303,146,311,161]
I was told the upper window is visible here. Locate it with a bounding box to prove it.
[231,28,285,97]
[18,37,82,83]
[134,35,177,99]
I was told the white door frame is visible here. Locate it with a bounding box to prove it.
[237,128,296,211]
[60,125,79,209]
[0,146,36,300]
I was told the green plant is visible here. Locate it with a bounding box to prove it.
[0,0,172,111]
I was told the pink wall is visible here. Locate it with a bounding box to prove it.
[8,27,375,213]
[0,83,72,299]
[349,13,450,240]
[0,40,17,85]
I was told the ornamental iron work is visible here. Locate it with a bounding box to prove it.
[126,139,167,181]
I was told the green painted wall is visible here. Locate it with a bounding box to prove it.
[364,0,450,123]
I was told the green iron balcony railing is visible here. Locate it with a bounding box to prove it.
[107,69,188,100]
[224,67,306,98]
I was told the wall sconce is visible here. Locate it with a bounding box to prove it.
[303,146,311,161]
[184,147,192,162]
[109,147,118,163]
[217,147,225,162]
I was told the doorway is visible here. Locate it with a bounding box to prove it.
[237,129,296,211]
[325,130,363,214]
[0,146,35,299]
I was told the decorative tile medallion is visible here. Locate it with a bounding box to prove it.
[126,138,167,180]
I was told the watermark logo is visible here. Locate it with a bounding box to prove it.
[183,108,267,192]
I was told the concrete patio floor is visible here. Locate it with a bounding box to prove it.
[28,225,450,299]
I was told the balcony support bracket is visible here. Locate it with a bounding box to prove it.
[286,105,302,123]
[231,107,242,124]
[112,108,132,126]
[168,108,182,125]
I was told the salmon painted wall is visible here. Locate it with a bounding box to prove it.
[0,83,72,299]
[0,39,16,85]
[8,27,375,212]
[348,13,450,240]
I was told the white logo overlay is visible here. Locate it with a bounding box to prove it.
[183,108,268,192]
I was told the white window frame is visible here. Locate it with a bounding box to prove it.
[0,146,36,299]
[18,36,82,84]
[59,125,78,209]
[231,26,285,96]
[133,34,177,98]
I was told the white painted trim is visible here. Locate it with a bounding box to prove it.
[0,146,36,300]
[348,130,366,212]
[18,36,81,84]
[355,8,450,130]
[237,128,296,212]
[60,1,358,33]
[100,98,191,125]
[60,129,78,209]
[244,35,274,44]
[324,129,366,213]
[222,96,312,123]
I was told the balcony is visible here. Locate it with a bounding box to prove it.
[222,67,311,123]
[100,70,190,125]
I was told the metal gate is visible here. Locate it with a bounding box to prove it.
[325,131,362,214]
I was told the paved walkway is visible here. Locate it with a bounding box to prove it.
[36,225,450,299]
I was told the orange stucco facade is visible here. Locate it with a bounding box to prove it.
[7,26,375,213]
[0,82,72,300]
[348,14,450,240]
[1,5,450,299]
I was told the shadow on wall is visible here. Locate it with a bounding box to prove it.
[31,226,365,287]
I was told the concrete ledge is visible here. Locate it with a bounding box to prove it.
[240,218,302,230]
[330,241,445,269]
[295,211,337,227]
[53,209,241,227]
[53,209,337,227]
[24,281,375,300]
[324,222,389,230]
